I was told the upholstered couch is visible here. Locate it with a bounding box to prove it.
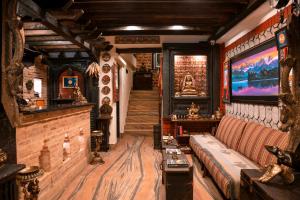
[190,116,288,200]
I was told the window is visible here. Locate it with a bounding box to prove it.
[33,78,42,98]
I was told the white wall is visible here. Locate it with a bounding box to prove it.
[119,65,133,134]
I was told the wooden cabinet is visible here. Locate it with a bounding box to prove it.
[170,118,221,136]
[162,150,193,200]
[241,169,300,200]
[133,72,153,90]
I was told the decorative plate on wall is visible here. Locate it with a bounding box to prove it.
[102,75,110,85]
[102,97,111,105]
[102,52,111,62]
[101,86,111,95]
[102,64,111,73]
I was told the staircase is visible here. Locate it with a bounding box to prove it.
[125,90,159,136]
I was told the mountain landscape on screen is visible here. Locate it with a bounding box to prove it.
[231,46,279,96]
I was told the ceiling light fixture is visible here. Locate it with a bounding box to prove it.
[124,26,143,31]
[169,25,187,30]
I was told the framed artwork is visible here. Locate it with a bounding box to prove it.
[230,39,279,105]
[173,55,208,97]
[275,27,288,49]
[62,76,78,88]
[153,53,161,68]
[223,61,230,103]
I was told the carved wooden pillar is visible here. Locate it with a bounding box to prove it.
[1,0,25,127]
[279,2,300,152]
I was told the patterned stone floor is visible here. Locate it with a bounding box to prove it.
[57,134,223,200]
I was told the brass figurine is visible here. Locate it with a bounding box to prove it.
[180,72,198,96]
[215,107,224,120]
[0,148,8,168]
[17,166,44,200]
[187,102,200,119]
[73,85,87,104]
[90,130,105,165]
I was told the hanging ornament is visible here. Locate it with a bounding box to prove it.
[86,62,101,78]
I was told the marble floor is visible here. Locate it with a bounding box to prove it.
[57,134,223,200]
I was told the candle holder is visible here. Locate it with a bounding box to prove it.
[90,130,105,165]
[0,148,7,168]
[16,166,44,200]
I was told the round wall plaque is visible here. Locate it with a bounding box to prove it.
[102,52,111,62]
[101,75,110,85]
[102,97,111,105]
[102,64,111,73]
[101,86,111,95]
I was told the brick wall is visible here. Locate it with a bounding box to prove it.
[23,63,48,106]
[135,53,152,69]
[16,107,91,200]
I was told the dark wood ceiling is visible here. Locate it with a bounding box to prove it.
[31,0,265,37]
[18,0,266,58]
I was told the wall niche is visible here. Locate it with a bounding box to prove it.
[162,43,220,117]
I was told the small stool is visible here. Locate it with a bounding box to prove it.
[90,130,105,165]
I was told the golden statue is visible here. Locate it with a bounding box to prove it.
[180,72,198,96]
[73,86,87,104]
[187,102,200,119]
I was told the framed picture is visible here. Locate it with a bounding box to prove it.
[223,61,230,103]
[275,27,288,49]
[62,76,78,88]
[230,39,279,105]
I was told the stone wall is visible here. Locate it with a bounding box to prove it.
[135,53,152,69]
[23,62,48,106]
[16,106,91,200]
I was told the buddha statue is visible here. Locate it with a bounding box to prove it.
[180,72,198,96]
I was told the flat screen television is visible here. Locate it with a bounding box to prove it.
[230,39,279,105]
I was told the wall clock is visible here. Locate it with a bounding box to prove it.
[102,75,110,85]
[102,64,111,73]
[101,86,111,95]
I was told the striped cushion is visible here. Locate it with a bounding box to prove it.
[237,121,289,167]
[215,116,247,150]
[199,150,233,199]
[190,135,259,200]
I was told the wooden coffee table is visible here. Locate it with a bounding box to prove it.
[162,149,193,200]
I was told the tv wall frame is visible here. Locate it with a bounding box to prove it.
[230,39,279,106]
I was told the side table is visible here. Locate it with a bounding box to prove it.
[241,169,300,200]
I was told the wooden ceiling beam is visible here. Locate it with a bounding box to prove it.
[23,22,48,30]
[210,0,265,40]
[62,0,74,11]
[39,48,86,52]
[73,0,248,4]
[25,35,66,41]
[33,44,80,49]
[27,41,74,46]
[24,29,57,36]
[18,0,99,59]
[49,9,84,21]
[101,29,212,36]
